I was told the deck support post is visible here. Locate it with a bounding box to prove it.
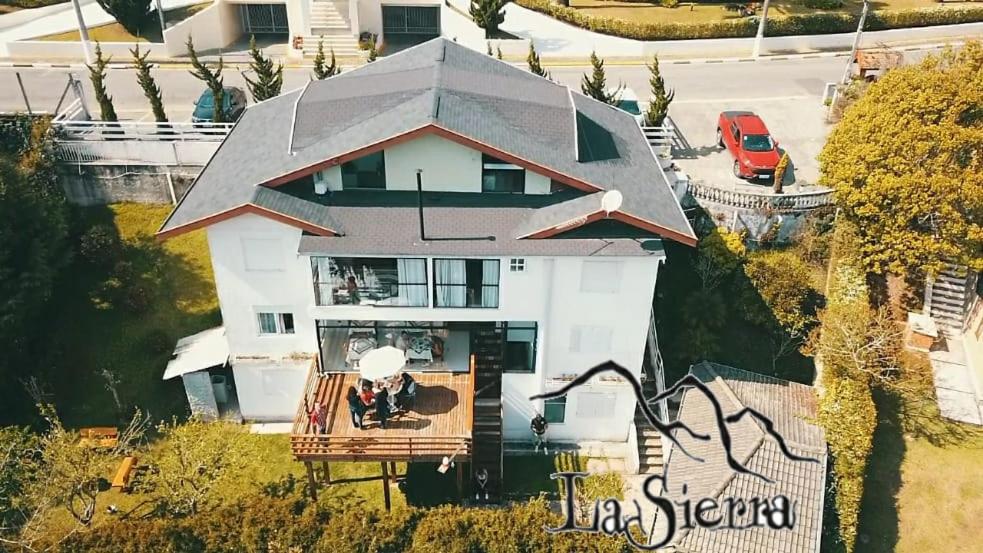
[389,461,397,482]
[456,461,463,499]
[322,461,331,485]
[381,462,392,511]
[305,461,318,501]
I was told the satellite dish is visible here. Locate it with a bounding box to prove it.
[601,190,623,216]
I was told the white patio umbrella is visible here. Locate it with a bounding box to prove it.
[358,346,406,381]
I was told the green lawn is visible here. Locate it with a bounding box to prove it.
[43,203,220,427]
[40,433,408,539]
[570,0,957,26]
[856,383,983,553]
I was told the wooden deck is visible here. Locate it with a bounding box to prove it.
[291,357,474,462]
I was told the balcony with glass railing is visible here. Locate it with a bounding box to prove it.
[311,257,428,307]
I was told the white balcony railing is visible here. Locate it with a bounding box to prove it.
[687,181,834,212]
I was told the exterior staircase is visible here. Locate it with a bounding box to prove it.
[926,264,976,336]
[634,377,665,475]
[302,0,360,58]
[470,324,504,502]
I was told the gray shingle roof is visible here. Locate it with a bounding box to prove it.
[159,38,695,251]
[664,361,827,553]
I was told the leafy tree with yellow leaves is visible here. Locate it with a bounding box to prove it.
[818,41,983,277]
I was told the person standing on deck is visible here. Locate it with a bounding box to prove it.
[304,398,324,435]
[531,413,549,454]
[346,386,365,429]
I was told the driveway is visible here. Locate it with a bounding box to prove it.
[668,96,831,193]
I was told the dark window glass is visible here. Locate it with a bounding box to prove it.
[503,321,536,373]
[482,154,524,193]
[341,151,386,189]
[544,396,566,424]
[282,313,295,334]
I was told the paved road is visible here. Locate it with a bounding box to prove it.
[1,49,935,187]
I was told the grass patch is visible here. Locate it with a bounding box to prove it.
[0,0,65,9]
[503,452,623,502]
[42,203,219,427]
[32,3,212,42]
[40,433,407,538]
[570,0,952,26]
[36,22,162,43]
[855,360,983,553]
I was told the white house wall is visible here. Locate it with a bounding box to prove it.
[384,134,482,192]
[207,216,663,443]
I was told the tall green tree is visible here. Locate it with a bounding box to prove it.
[0,119,69,423]
[186,37,226,123]
[470,0,506,37]
[244,35,283,102]
[312,38,339,80]
[643,54,674,126]
[130,44,167,123]
[580,51,621,105]
[87,43,118,122]
[95,0,151,35]
[527,42,549,80]
[819,41,983,276]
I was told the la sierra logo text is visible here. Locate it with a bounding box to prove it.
[529,362,818,550]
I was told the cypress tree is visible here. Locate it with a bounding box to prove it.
[312,38,340,80]
[496,46,503,60]
[130,44,167,123]
[643,54,674,127]
[581,51,621,106]
[186,37,226,123]
[527,42,549,80]
[470,0,506,37]
[244,35,283,102]
[87,43,117,122]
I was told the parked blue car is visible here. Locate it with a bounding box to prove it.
[191,87,247,123]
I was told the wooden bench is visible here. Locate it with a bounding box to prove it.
[111,456,138,492]
[78,427,119,449]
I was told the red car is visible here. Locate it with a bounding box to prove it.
[716,111,781,180]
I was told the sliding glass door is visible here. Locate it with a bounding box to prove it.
[433,259,500,308]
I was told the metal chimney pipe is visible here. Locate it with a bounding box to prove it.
[416,170,426,241]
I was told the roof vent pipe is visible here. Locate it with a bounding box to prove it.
[314,171,328,195]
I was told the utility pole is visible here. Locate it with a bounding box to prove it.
[841,0,870,84]
[70,0,94,65]
[751,0,771,58]
[155,0,166,36]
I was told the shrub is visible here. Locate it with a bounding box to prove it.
[660,0,679,8]
[142,328,171,354]
[804,0,844,9]
[742,250,817,334]
[818,376,876,553]
[79,225,121,267]
[513,0,983,41]
[123,281,152,313]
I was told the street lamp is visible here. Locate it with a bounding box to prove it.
[752,0,771,59]
[70,0,94,65]
[841,0,871,84]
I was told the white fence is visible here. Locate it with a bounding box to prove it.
[52,120,231,165]
[687,181,834,212]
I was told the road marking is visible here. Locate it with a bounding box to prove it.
[672,94,818,104]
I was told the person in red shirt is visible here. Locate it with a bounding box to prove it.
[304,398,325,434]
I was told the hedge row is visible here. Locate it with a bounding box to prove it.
[57,495,634,553]
[513,0,983,41]
[814,222,877,553]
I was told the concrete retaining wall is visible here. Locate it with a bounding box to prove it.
[59,164,200,205]
[163,0,242,57]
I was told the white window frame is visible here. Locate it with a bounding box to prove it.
[257,312,295,335]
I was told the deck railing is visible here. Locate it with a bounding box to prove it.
[51,120,232,166]
[687,181,834,212]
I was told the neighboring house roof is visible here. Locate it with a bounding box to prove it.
[158,38,695,250]
[664,361,827,553]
